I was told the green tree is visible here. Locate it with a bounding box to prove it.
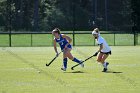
[0,0,134,32]
[132,0,140,32]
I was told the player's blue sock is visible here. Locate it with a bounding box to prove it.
[63,58,67,68]
[72,57,81,63]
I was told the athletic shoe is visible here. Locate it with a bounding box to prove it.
[61,67,66,71]
[102,68,107,72]
[80,63,84,68]
[80,60,84,68]
[102,62,109,72]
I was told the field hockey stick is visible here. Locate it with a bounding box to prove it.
[46,50,63,66]
[71,55,95,70]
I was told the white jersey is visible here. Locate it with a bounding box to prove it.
[96,36,111,52]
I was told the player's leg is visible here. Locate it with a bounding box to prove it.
[64,48,73,59]
[61,49,68,71]
[97,52,104,63]
[100,54,109,72]
[66,48,84,67]
[66,48,80,63]
[61,48,79,71]
[97,52,109,72]
[100,54,109,65]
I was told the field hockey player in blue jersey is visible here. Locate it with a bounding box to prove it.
[52,28,84,71]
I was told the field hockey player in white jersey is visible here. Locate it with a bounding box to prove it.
[92,28,111,72]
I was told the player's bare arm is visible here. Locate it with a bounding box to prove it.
[53,39,58,54]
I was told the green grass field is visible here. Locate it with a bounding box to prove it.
[0,33,139,46]
[0,46,140,93]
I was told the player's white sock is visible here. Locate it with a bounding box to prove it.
[103,62,107,68]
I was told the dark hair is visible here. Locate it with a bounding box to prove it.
[52,28,61,34]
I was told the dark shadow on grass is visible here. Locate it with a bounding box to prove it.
[64,71,85,73]
[105,71,123,73]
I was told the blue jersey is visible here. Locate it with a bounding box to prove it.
[55,34,72,50]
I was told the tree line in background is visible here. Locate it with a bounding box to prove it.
[0,0,139,32]
[131,0,140,33]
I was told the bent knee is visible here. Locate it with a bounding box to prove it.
[97,59,104,63]
[97,59,101,62]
